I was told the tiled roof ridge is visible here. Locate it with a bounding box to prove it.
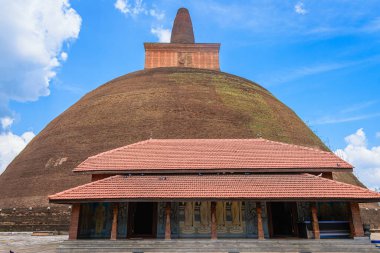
[259,139,351,167]
[76,139,153,168]
[132,138,326,154]
[259,138,328,154]
[303,173,376,194]
[147,138,351,166]
[81,138,332,154]
[92,139,152,158]
[130,138,317,152]
[48,175,123,199]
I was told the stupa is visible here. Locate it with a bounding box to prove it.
[0,7,371,233]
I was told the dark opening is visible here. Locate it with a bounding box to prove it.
[128,202,156,238]
[270,202,298,237]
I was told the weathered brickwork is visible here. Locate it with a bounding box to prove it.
[68,204,80,239]
[144,43,220,70]
[360,207,380,229]
[350,202,365,237]
[0,206,70,232]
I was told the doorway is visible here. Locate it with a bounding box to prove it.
[268,202,298,238]
[127,202,157,238]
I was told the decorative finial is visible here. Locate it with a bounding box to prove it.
[170,8,195,43]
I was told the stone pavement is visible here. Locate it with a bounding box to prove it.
[0,232,67,253]
[58,238,379,253]
[1,234,379,253]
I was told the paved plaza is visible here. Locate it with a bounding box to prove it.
[0,233,67,253]
[0,234,379,252]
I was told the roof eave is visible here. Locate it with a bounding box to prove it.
[49,197,380,205]
[72,167,353,174]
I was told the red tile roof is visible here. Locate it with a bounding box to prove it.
[49,173,380,203]
[74,139,352,173]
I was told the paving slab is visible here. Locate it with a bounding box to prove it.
[1,234,379,253]
[0,232,67,253]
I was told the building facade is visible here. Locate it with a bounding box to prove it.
[49,139,380,240]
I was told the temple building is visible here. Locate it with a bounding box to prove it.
[48,8,380,241]
[0,6,377,245]
[50,139,380,240]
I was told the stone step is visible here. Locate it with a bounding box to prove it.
[60,239,373,244]
[57,239,379,253]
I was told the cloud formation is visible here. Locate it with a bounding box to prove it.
[61,52,68,62]
[1,117,13,130]
[335,128,380,190]
[295,2,308,15]
[0,117,35,174]
[114,0,169,42]
[192,0,380,40]
[312,112,380,125]
[151,27,171,43]
[0,0,81,114]
[114,0,145,16]
[309,98,380,126]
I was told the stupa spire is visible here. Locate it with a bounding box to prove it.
[170,8,195,43]
[144,7,220,70]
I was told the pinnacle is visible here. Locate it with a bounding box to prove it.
[170,8,195,43]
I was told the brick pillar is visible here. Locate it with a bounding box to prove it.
[256,202,265,240]
[211,201,217,240]
[350,202,364,237]
[111,203,118,240]
[165,202,171,240]
[68,204,80,240]
[311,203,320,239]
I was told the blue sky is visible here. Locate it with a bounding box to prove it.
[1,0,380,188]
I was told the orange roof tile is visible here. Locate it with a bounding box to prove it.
[74,139,352,173]
[49,173,380,203]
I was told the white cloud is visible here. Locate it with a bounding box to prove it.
[115,0,129,14]
[150,27,171,43]
[0,117,35,174]
[1,117,14,130]
[0,0,81,108]
[295,2,308,15]
[114,0,145,16]
[60,52,68,61]
[264,61,356,86]
[114,0,165,20]
[340,100,377,114]
[263,55,380,87]
[335,128,380,189]
[311,112,380,125]
[149,9,165,21]
[114,0,169,42]
[345,128,366,147]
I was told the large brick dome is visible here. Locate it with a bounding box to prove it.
[0,67,363,208]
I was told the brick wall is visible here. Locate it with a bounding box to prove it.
[0,206,70,232]
[144,43,220,70]
[361,208,380,229]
